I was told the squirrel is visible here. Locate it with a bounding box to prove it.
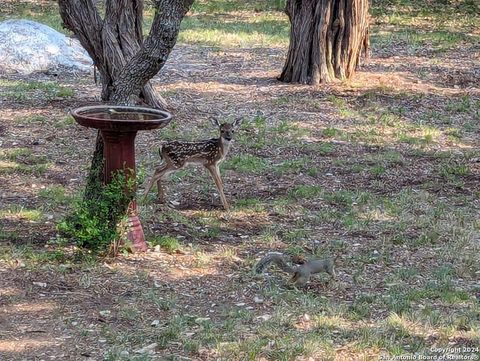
[254,252,335,287]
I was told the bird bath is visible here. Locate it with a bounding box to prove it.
[71,105,172,251]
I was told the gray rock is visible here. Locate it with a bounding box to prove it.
[0,19,92,74]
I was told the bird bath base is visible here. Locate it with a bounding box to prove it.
[71,105,172,252]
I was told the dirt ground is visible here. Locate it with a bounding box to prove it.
[1,5,480,360]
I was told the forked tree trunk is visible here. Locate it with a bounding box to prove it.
[279,0,369,85]
[58,0,194,200]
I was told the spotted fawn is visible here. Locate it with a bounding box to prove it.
[143,117,243,210]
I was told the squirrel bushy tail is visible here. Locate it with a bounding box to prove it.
[254,252,297,274]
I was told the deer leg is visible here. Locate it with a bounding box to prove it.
[156,178,165,201]
[144,164,172,202]
[206,165,229,210]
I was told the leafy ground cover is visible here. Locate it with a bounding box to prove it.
[0,0,479,360]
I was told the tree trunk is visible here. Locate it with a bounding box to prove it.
[279,0,369,85]
[58,0,193,201]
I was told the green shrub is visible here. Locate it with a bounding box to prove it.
[58,170,135,253]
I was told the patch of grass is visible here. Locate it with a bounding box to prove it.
[349,293,375,319]
[366,150,406,168]
[303,141,336,157]
[179,13,289,48]
[237,114,268,149]
[0,206,43,222]
[204,225,221,238]
[55,115,76,129]
[3,148,47,164]
[446,96,475,113]
[372,29,469,54]
[397,131,437,146]
[149,235,181,254]
[445,127,463,141]
[142,289,177,311]
[189,0,285,13]
[118,306,141,322]
[0,230,20,242]
[235,198,265,212]
[0,244,68,265]
[38,185,70,209]
[326,94,348,109]
[16,114,48,124]
[224,154,269,173]
[370,165,386,176]
[288,185,323,200]
[323,190,359,208]
[439,162,470,179]
[0,79,74,101]
[273,158,312,175]
[284,229,309,244]
[322,127,343,138]
[194,251,214,268]
[0,2,64,32]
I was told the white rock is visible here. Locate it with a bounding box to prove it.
[0,19,92,74]
[257,314,272,322]
[134,343,157,354]
[194,317,210,323]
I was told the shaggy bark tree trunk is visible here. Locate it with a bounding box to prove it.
[58,0,194,201]
[279,0,369,85]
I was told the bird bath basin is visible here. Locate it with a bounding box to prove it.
[71,105,172,251]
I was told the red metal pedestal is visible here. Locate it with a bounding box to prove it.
[102,130,147,252]
[71,105,172,253]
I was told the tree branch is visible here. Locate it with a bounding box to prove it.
[58,0,105,68]
[110,0,194,105]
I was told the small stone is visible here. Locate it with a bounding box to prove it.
[257,314,272,322]
[195,317,210,324]
[254,297,264,304]
[33,282,47,288]
[151,319,160,327]
[99,310,110,317]
[134,343,157,354]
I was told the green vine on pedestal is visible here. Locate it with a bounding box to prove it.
[58,169,136,255]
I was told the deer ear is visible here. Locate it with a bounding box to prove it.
[210,117,221,127]
[233,117,243,130]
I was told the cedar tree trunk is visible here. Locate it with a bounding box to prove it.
[58,0,194,200]
[279,0,369,85]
